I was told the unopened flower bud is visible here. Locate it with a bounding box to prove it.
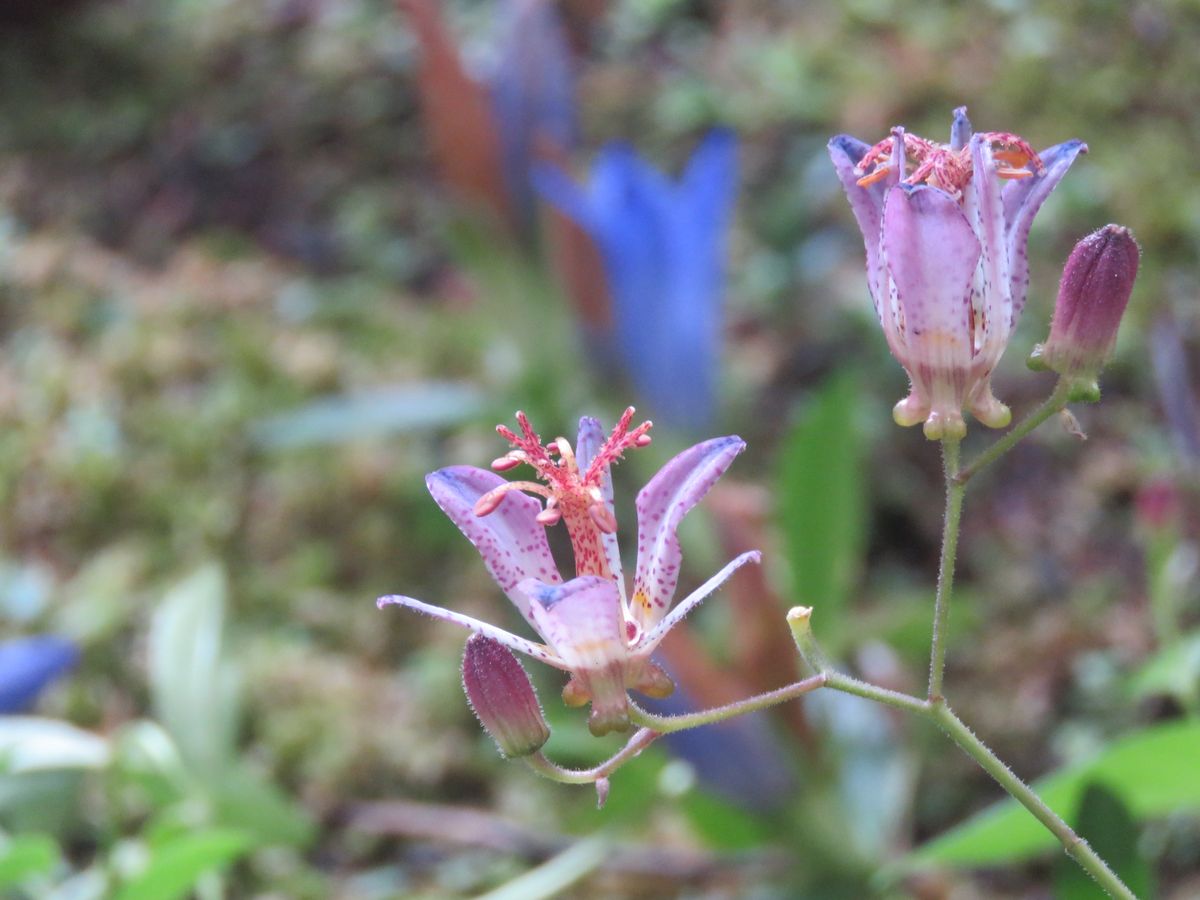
[461,634,550,758]
[1029,225,1140,401]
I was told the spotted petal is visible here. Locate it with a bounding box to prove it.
[426,466,561,629]
[829,134,893,321]
[630,436,745,632]
[521,576,631,735]
[966,135,1011,366]
[882,184,982,434]
[376,595,566,669]
[1002,139,1087,324]
[575,417,625,603]
[640,550,761,654]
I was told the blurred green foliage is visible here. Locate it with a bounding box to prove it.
[0,0,1196,897]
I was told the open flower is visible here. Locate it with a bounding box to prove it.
[829,108,1086,439]
[379,408,758,735]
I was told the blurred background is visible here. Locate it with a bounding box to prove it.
[0,0,1198,897]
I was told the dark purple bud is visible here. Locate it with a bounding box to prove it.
[1029,225,1140,400]
[462,634,550,758]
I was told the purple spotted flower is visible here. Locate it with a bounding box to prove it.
[829,108,1087,439]
[379,408,758,736]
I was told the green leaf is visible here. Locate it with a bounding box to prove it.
[208,766,315,848]
[1053,783,1154,900]
[1128,632,1200,708]
[248,382,486,450]
[0,833,59,887]
[148,565,240,773]
[775,372,866,641]
[112,828,252,900]
[910,720,1200,867]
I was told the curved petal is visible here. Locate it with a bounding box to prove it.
[377,595,566,669]
[521,575,631,735]
[631,436,745,632]
[575,417,625,602]
[829,133,898,318]
[639,551,761,654]
[521,576,627,670]
[426,466,561,629]
[882,184,981,436]
[966,135,1013,368]
[1002,139,1088,325]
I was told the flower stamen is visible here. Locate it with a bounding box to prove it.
[486,408,653,578]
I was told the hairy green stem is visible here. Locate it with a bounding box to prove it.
[929,702,1136,900]
[928,438,964,702]
[956,381,1073,484]
[526,727,660,785]
[627,675,828,733]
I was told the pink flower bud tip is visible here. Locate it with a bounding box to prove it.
[462,634,551,758]
[1029,224,1140,400]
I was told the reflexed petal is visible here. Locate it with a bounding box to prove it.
[376,595,566,669]
[639,551,762,653]
[1002,139,1088,324]
[575,417,625,601]
[426,466,561,628]
[631,436,745,631]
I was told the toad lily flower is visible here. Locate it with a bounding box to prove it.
[379,408,759,736]
[829,108,1086,439]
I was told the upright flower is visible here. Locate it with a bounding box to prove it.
[379,408,759,736]
[400,0,576,233]
[0,635,79,714]
[829,108,1086,439]
[533,131,738,432]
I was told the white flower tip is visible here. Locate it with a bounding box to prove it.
[786,606,813,624]
[377,595,402,610]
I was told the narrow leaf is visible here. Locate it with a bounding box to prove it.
[775,372,866,640]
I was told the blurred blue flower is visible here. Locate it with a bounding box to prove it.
[0,635,79,713]
[401,0,577,235]
[490,0,578,226]
[534,130,738,432]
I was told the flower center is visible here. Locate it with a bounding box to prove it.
[473,408,652,579]
[854,129,1043,200]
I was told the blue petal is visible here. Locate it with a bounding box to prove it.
[535,131,738,432]
[0,636,79,714]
